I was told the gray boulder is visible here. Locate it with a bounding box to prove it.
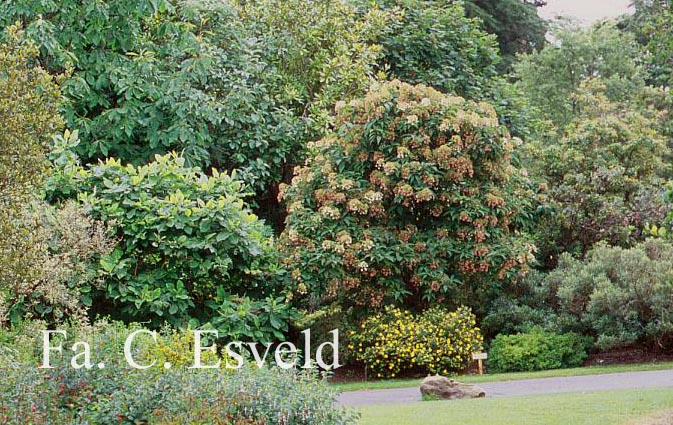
[420,375,486,400]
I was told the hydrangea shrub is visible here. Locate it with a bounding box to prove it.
[280,80,537,314]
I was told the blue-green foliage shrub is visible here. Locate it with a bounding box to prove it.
[0,321,358,425]
[48,142,294,340]
[486,239,673,352]
[488,327,591,373]
[543,239,673,350]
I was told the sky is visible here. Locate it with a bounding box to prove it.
[538,0,635,25]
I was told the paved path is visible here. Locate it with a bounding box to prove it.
[337,369,673,407]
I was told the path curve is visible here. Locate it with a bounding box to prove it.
[337,369,673,407]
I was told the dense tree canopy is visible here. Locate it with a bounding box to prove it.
[354,0,500,98]
[465,0,548,70]
[514,23,646,128]
[627,0,673,86]
[0,0,396,229]
[0,0,300,200]
[528,80,670,263]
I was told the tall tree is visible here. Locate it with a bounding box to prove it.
[513,23,646,129]
[0,0,298,196]
[0,0,386,226]
[626,0,673,86]
[464,0,548,71]
[352,0,500,98]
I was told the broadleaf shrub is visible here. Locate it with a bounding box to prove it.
[1,201,112,326]
[348,306,483,378]
[48,148,291,335]
[280,80,537,316]
[207,292,301,343]
[488,327,590,373]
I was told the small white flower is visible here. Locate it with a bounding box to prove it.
[358,261,369,272]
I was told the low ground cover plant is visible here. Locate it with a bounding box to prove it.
[0,321,357,425]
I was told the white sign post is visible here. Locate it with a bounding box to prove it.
[472,352,487,375]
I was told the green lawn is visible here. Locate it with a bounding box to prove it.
[334,361,673,392]
[357,387,673,425]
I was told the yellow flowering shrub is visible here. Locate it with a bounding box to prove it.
[348,306,483,378]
